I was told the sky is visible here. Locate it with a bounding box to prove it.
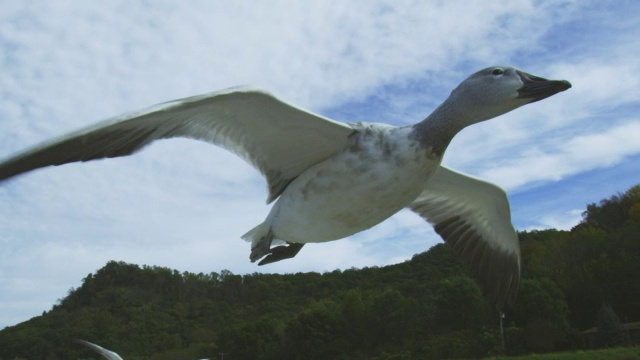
[1,1,639,329]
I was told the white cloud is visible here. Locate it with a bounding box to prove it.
[478,120,640,190]
[523,209,584,231]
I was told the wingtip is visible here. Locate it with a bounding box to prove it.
[435,216,521,310]
[491,259,521,311]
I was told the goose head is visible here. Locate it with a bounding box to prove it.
[447,65,571,124]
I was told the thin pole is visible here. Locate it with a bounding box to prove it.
[499,311,505,351]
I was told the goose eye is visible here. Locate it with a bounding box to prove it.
[492,69,504,75]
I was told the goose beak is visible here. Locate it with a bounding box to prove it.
[516,70,571,103]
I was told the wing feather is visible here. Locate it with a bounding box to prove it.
[75,340,124,360]
[410,166,520,309]
[0,87,355,203]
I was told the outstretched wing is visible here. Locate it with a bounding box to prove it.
[75,340,124,360]
[0,87,355,203]
[409,165,520,309]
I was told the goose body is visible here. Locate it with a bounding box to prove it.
[261,124,435,243]
[0,66,571,308]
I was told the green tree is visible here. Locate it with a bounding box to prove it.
[581,184,640,231]
[434,276,485,333]
[510,278,569,352]
[596,304,630,347]
[284,299,348,359]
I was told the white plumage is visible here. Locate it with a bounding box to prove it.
[76,340,124,360]
[0,66,570,308]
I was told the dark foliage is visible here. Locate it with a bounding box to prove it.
[596,304,630,348]
[1,184,639,359]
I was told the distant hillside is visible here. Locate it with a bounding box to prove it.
[1,184,638,360]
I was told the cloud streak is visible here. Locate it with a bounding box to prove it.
[479,120,640,190]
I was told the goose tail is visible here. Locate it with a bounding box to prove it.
[241,222,270,248]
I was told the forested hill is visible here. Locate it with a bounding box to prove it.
[1,185,639,360]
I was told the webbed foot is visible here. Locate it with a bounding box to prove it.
[258,242,305,266]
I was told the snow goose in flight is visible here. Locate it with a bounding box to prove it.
[0,66,570,309]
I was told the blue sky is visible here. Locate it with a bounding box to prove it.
[1,1,639,328]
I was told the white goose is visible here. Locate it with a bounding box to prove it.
[0,66,570,308]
